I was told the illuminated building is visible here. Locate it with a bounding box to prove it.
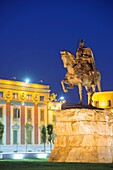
[0,79,62,152]
[92,91,113,112]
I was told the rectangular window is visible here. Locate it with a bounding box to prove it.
[53,115,56,122]
[108,100,112,107]
[28,130,32,144]
[0,92,3,98]
[26,94,32,100]
[40,109,44,121]
[0,107,3,118]
[40,96,44,101]
[27,109,32,120]
[13,93,18,99]
[94,101,99,107]
[13,130,18,144]
[13,108,20,119]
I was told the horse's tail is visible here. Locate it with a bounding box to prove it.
[95,70,101,92]
[96,70,101,81]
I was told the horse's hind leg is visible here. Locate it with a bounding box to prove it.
[85,86,92,105]
[85,86,91,93]
[88,85,96,105]
[91,85,96,93]
[78,83,82,104]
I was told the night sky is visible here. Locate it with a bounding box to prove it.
[0,0,113,104]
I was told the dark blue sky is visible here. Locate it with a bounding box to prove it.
[0,0,113,103]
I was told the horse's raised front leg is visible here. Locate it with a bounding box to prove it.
[78,83,82,104]
[61,80,68,93]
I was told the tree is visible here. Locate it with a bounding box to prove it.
[0,122,4,152]
[41,125,46,152]
[47,124,53,151]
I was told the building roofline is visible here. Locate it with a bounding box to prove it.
[0,79,50,93]
[94,91,113,95]
[0,79,50,89]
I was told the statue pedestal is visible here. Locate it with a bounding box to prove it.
[49,108,113,163]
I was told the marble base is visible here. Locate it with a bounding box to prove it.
[49,108,113,163]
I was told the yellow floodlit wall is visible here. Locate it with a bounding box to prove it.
[92,91,113,111]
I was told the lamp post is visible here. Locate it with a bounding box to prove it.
[37,80,43,83]
[58,96,66,104]
[25,78,30,83]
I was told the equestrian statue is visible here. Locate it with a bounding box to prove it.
[61,40,101,105]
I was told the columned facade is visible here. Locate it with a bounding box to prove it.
[0,79,62,152]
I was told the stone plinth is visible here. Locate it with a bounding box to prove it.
[49,108,113,163]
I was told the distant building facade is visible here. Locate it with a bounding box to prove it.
[92,91,113,112]
[0,79,61,152]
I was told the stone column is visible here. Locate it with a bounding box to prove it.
[21,105,25,144]
[46,104,49,124]
[6,101,11,145]
[34,103,38,144]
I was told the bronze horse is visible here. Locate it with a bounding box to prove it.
[60,50,101,105]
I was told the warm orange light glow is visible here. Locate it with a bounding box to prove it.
[92,91,113,109]
[100,101,106,107]
[111,109,113,113]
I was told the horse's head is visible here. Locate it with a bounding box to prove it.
[60,51,69,68]
[60,50,75,68]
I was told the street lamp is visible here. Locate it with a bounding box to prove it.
[59,96,64,101]
[38,80,43,83]
[25,78,30,83]
[58,96,66,103]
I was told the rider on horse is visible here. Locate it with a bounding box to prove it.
[68,40,96,88]
[60,40,101,104]
[76,39,96,74]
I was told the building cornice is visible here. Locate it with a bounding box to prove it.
[0,79,50,93]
